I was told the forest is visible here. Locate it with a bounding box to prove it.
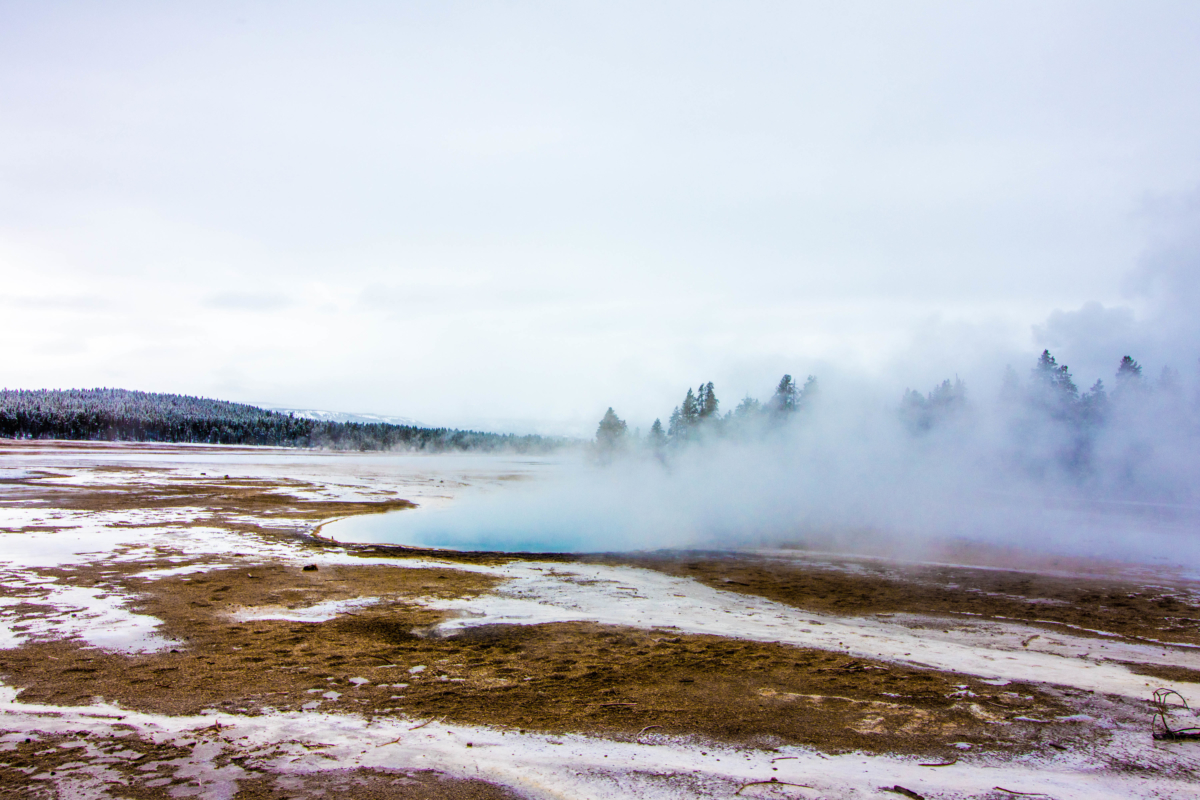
[0,388,567,453]
[596,350,1194,479]
[596,373,820,452]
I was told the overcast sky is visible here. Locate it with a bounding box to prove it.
[3,2,1200,433]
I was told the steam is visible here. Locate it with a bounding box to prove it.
[341,210,1200,569]
[340,353,1200,569]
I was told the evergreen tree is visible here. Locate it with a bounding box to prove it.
[769,374,797,414]
[1033,350,1079,398]
[900,377,965,431]
[595,407,628,450]
[1080,379,1108,424]
[698,381,719,419]
[681,388,700,425]
[648,418,667,450]
[797,375,819,409]
[667,406,683,438]
[1115,355,1143,387]
[733,395,761,418]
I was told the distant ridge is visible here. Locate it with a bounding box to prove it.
[260,405,425,428]
[0,388,570,453]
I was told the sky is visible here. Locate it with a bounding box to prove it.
[2,2,1200,434]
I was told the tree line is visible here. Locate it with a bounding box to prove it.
[901,350,1180,432]
[0,388,567,453]
[596,373,818,453]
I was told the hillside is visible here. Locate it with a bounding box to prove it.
[0,388,568,453]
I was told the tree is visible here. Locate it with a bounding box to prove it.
[797,375,819,409]
[595,407,628,452]
[681,387,700,425]
[1115,355,1143,388]
[648,418,667,450]
[769,374,797,414]
[900,378,965,432]
[1033,350,1079,397]
[667,406,683,438]
[733,395,761,418]
[1080,379,1107,425]
[697,381,719,419]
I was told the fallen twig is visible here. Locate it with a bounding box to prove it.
[1151,687,1200,740]
[598,702,638,707]
[770,756,798,762]
[637,725,663,737]
[376,736,404,747]
[882,787,924,799]
[409,717,444,731]
[918,758,957,767]
[992,788,1050,797]
[735,778,813,795]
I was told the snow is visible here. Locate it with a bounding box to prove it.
[0,685,1196,799]
[0,569,180,653]
[229,597,384,623]
[413,561,1200,704]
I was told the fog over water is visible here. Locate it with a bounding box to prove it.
[335,348,1200,568]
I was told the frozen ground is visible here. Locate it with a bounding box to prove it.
[0,441,1198,799]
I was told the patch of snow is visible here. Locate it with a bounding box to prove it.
[228,597,383,623]
[415,561,1200,704]
[0,570,179,653]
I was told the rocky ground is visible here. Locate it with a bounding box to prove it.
[0,440,1198,799]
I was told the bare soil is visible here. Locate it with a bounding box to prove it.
[2,560,1081,760]
[612,552,1200,647]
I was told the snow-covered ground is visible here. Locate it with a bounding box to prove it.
[4,687,1199,800]
[1,445,1198,798]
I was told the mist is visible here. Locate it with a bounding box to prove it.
[337,342,1200,570]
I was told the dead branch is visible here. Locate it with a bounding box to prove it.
[637,725,663,737]
[409,716,444,731]
[1151,687,1200,740]
[992,788,1051,797]
[882,787,924,799]
[918,758,958,767]
[735,778,813,795]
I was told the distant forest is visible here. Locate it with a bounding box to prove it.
[596,373,819,452]
[0,388,567,453]
[596,350,1193,474]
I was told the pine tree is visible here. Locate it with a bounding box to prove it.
[797,375,818,409]
[698,381,719,419]
[648,418,667,449]
[1033,350,1078,397]
[770,374,797,414]
[681,388,699,425]
[733,395,761,418]
[667,406,683,438]
[595,407,628,451]
[1116,355,1143,385]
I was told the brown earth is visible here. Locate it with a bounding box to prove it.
[0,562,1083,760]
[609,552,1200,647]
[2,466,414,521]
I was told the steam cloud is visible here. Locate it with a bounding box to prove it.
[340,354,1200,569]
[345,219,1200,570]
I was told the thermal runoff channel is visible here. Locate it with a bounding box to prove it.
[332,352,1200,567]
